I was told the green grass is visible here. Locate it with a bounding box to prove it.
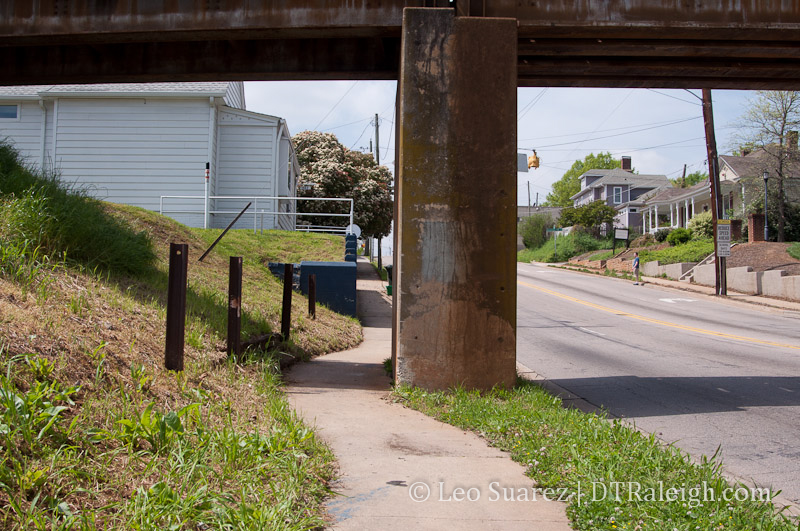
[396,382,797,531]
[191,227,344,264]
[0,351,334,530]
[789,242,800,261]
[0,142,359,529]
[0,142,156,278]
[639,239,715,265]
[371,262,389,281]
[587,249,614,261]
[518,232,612,263]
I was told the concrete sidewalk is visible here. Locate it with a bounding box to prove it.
[286,259,571,530]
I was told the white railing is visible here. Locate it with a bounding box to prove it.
[158,195,354,234]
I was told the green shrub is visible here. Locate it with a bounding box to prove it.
[518,213,552,249]
[688,211,714,239]
[666,227,692,246]
[654,228,672,242]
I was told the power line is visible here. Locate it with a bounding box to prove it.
[532,116,700,149]
[560,89,634,168]
[313,81,359,130]
[646,88,701,106]
[350,121,373,150]
[518,88,548,122]
[384,99,396,161]
[520,116,701,142]
[322,116,371,132]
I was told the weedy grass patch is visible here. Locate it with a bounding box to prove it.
[395,382,797,531]
[639,239,715,265]
[0,351,335,530]
[788,242,800,261]
[0,142,361,529]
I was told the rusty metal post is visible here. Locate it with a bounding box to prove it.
[165,243,188,372]
[281,263,293,340]
[394,9,517,391]
[227,256,243,357]
[308,274,316,319]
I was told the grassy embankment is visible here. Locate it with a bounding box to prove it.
[0,142,361,529]
[639,239,715,265]
[788,242,800,261]
[396,383,797,531]
[518,232,611,263]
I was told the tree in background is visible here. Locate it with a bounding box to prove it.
[558,200,617,238]
[293,131,393,240]
[544,152,623,207]
[670,171,708,188]
[518,213,553,249]
[732,90,800,241]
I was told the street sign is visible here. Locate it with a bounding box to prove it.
[614,228,629,240]
[716,219,731,257]
[518,153,529,172]
[546,228,563,233]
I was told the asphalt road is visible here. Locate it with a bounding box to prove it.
[516,262,800,505]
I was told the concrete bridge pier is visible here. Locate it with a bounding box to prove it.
[393,8,517,391]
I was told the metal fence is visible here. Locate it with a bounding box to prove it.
[159,195,354,234]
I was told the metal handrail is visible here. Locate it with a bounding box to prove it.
[159,194,354,234]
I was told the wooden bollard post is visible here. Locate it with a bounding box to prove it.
[308,274,316,320]
[281,263,293,340]
[227,256,243,357]
[165,243,188,372]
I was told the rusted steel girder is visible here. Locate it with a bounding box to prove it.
[3,1,800,88]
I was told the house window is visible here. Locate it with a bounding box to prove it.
[613,186,623,204]
[629,208,638,213]
[0,104,19,120]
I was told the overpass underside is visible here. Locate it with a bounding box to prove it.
[4,1,800,88]
[3,1,800,390]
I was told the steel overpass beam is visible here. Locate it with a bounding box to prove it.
[394,8,517,391]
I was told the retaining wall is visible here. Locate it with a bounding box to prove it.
[692,264,800,300]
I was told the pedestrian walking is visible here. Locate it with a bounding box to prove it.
[632,252,640,285]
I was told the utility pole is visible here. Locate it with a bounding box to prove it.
[535,192,539,207]
[702,89,726,296]
[374,113,380,166]
[681,164,687,188]
[374,113,382,271]
[527,181,531,217]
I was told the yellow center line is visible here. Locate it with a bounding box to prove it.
[518,279,800,351]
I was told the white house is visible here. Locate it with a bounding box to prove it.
[0,82,299,230]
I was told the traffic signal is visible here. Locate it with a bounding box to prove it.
[527,150,540,169]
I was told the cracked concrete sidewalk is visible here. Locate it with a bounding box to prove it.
[285,258,571,530]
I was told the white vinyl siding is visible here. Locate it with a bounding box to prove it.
[0,102,42,166]
[277,136,296,230]
[54,98,210,227]
[215,108,277,229]
[224,82,245,110]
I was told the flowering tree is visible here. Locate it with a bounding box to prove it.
[293,130,393,238]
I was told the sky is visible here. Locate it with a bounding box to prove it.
[244,81,756,254]
[245,81,756,206]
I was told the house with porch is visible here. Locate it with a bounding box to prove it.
[0,82,300,231]
[570,156,670,230]
[640,180,739,234]
[719,138,800,216]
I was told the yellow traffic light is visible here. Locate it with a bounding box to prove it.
[527,150,540,169]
